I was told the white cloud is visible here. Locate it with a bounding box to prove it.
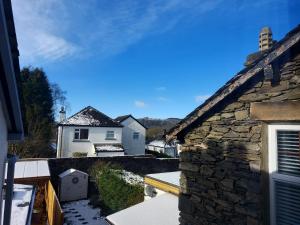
[195,94,211,103]
[11,0,80,64]
[34,33,79,61]
[134,100,147,108]
[11,0,223,65]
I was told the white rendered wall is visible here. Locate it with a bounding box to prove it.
[0,100,8,222]
[58,126,122,157]
[121,117,145,155]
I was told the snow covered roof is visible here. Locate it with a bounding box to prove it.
[59,106,122,127]
[147,140,174,148]
[106,193,179,225]
[145,171,180,188]
[59,168,88,178]
[94,144,124,152]
[1,184,35,225]
[5,159,50,180]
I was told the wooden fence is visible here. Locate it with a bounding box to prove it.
[45,181,64,225]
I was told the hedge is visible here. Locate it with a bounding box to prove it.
[90,162,144,215]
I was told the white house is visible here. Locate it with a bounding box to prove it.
[115,115,146,155]
[146,140,179,157]
[56,106,124,157]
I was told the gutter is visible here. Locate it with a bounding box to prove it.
[0,0,23,141]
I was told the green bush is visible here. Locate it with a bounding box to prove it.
[90,162,144,215]
[72,152,88,157]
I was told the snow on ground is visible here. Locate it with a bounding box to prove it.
[62,171,143,225]
[62,200,109,225]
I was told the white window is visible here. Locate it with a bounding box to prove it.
[133,132,139,140]
[106,131,115,139]
[268,125,300,225]
[74,128,89,140]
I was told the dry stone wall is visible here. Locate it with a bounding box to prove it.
[179,53,300,225]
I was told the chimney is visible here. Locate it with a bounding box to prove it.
[259,27,273,51]
[59,106,66,122]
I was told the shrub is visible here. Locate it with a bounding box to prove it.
[72,152,88,157]
[90,162,144,215]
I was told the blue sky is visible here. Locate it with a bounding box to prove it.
[12,0,300,119]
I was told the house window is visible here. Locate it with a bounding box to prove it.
[133,132,139,140]
[74,128,89,140]
[268,125,300,225]
[106,131,115,139]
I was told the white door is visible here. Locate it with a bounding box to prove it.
[268,125,300,225]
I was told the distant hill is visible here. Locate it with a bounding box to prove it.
[138,117,181,142]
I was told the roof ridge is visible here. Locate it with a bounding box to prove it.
[115,114,131,121]
[59,106,122,127]
[115,114,148,129]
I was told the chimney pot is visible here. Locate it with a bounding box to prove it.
[259,26,273,51]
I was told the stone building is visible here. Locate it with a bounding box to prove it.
[167,25,300,225]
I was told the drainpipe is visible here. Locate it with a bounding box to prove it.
[57,125,64,158]
[60,126,64,157]
[3,154,17,225]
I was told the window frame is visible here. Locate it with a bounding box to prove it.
[106,130,115,140]
[133,132,139,140]
[74,128,89,141]
[268,124,300,225]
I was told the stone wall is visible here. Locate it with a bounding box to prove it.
[179,52,300,225]
[48,155,179,189]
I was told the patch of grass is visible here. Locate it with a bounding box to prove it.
[90,162,144,215]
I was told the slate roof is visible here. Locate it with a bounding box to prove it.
[59,106,122,127]
[166,24,300,142]
[115,115,131,122]
[115,115,147,129]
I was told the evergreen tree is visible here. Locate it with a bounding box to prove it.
[11,67,65,158]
